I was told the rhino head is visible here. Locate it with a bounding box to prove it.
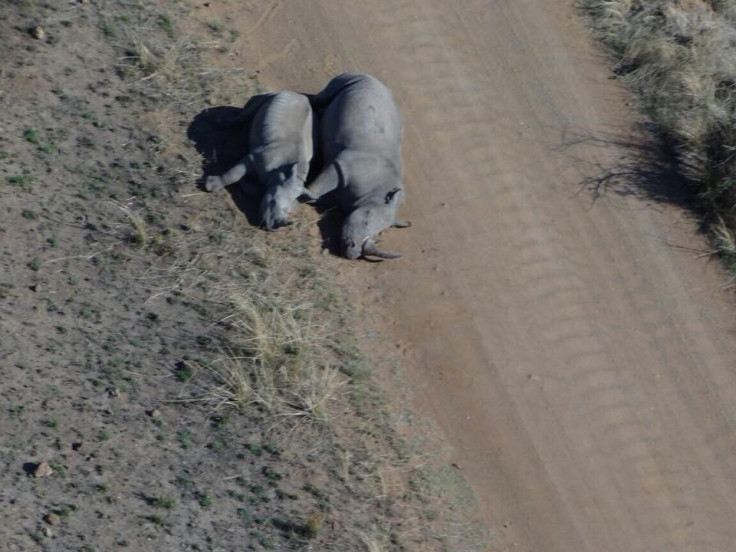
[342,187,404,260]
[260,164,308,230]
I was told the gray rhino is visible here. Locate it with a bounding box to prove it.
[306,73,410,259]
[205,91,313,230]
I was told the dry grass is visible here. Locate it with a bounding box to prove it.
[115,201,148,247]
[131,207,349,423]
[579,0,736,256]
[357,530,387,552]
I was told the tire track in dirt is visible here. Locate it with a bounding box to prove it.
[363,4,604,549]
[500,177,730,551]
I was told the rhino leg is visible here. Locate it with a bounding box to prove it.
[205,175,226,192]
[205,155,253,192]
[305,162,340,200]
[392,220,411,228]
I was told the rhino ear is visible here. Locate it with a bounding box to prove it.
[385,187,402,204]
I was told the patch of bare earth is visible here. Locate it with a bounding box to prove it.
[0,2,487,551]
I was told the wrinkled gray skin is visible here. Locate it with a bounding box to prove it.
[205,91,313,230]
[307,73,410,259]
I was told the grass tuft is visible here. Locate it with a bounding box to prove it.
[115,202,148,247]
[579,0,736,256]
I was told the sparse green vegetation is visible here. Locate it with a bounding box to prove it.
[0,283,14,300]
[176,428,192,449]
[174,360,194,382]
[23,127,39,145]
[245,443,263,456]
[579,0,736,259]
[150,496,175,509]
[22,127,55,154]
[7,174,34,185]
[38,142,55,154]
[207,21,225,35]
[175,476,192,488]
[157,14,175,39]
[262,466,281,481]
[101,19,116,38]
[147,514,167,526]
[228,489,246,501]
[78,136,96,149]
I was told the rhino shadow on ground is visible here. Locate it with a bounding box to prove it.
[298,132,346,256]
[314,201,344,256]
[187,106,262,227]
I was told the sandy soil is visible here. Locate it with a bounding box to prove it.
[207,0,736,550]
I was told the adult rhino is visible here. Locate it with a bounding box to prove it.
[306,73,410,259]
[205,91,313,230]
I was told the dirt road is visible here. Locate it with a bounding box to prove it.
[209,1,736,550]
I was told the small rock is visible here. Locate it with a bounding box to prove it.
[147,408,161,419]
[31,26,45,40]
[43,526,54,537]
[44,513,60,526]
[33,461,54,478]
[321,248,329,256]
[106,387,120,398]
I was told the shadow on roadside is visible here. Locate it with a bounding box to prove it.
[555,122,696,215]
[186,106,261,227]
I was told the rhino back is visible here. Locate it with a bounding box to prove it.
[250,91,312,149]
[321,77,403,159]
[250,91,313,176]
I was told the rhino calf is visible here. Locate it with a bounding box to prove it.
[206,91,313,230]
[306,73,409,259]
